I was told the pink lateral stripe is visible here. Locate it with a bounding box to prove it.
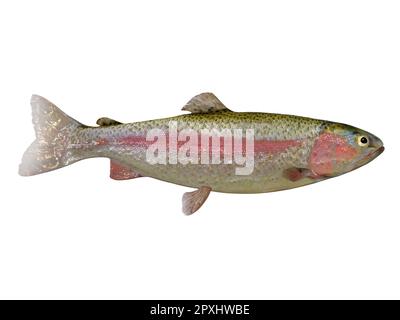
[253,139,303,153]
[99,134,303,155]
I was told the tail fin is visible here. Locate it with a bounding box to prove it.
[19,95,83,176]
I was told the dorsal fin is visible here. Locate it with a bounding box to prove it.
[182,92,232,113]
[96,117,122,126]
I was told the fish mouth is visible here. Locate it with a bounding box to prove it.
[368,146,385,158]
[355,146,385,169]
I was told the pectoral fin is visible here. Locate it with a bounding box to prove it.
[283,168,309,182]
[283,167,326,182]
[110,160,143,180]
[97,117,122,126]
[182,92,231,113]
[182,186,212,215]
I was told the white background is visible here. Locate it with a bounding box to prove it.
[0,1,399,299]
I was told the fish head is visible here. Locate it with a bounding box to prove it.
[309,122,384,177]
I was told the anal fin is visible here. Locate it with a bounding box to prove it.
[182,186,211,215]
[110,160,143,180]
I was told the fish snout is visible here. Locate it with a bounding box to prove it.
[368,133,384,150]
[367,133,385,159]
[356,133,384,168]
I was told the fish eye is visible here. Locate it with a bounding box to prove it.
[357,136,369,147]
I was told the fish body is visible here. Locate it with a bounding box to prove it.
[19,93,384,214]
[76,111,322,193]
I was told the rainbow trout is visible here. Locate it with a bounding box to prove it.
[19,93,384,214]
